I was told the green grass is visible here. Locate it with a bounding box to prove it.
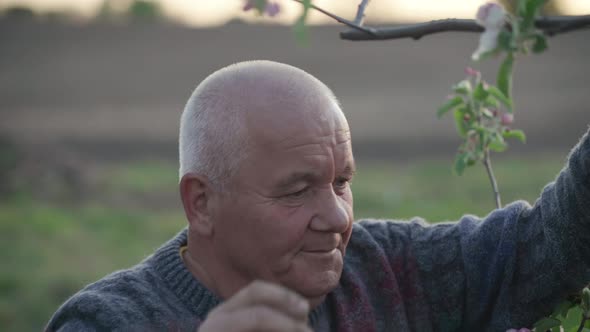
[353,154,566,221]
[0,153,568,331]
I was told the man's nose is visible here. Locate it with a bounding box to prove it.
[309,187,350,233]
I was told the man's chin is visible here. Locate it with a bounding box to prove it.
[292,269,341,303]
[278,251,343,304]
[307,294,328,309]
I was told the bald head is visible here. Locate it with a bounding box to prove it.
[179,60,344,187]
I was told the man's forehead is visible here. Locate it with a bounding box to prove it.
[246,100,349,143]
[272,158,356,189]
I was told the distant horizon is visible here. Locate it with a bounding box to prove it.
[1,0,589,27]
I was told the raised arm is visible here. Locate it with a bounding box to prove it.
[356,127,590,331]
[410,127,590,330]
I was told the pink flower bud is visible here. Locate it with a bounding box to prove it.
[464,67,480,77]
[500,113,514,125]
[265,2,280,17]
[243,0,255,11]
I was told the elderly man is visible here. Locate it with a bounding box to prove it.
[47,61,590,331]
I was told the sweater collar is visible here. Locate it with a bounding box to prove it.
[151,228,221,320]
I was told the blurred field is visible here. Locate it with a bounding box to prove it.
[1,20,589,158]
[0,152,570,331]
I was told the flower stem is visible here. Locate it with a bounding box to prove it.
[483,148,502,209]
[576,314,588,332]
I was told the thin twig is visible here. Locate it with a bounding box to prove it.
[576,313,588,332]
[340,15,590,41]
[483,149,502,209]
[291,0,377,36]
[353,0,371,26]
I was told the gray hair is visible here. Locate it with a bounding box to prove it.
[178,61,339,188]
[178,83,246,188]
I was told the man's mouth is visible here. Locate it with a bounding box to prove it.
[304,248,338,253]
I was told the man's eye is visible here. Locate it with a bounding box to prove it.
[333,177,351,189]
[286,188,308,198]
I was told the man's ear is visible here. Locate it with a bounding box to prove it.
[180,173,215,237]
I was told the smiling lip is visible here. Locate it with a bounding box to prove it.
[303,248,339,254]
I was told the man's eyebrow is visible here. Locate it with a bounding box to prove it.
[274,171,317,190]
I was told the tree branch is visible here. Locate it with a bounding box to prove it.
[291,0,377,36]
[353,0,371,26]
[483,149,502,209]
[340,15,590,41]
[576,313,589,332]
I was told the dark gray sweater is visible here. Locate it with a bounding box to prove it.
[46,128,590,331]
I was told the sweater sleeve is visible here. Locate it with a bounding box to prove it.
[356,128,590,331]
[407,127,590,331]
[45,290,143,332]
[52,319,97,332]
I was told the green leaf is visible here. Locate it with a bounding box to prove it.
[518,0,528,17]
[497,54,514,101]
[562,306,585,331]
[453,152,468,175]
[474,131,486,155]
[552,300,575,320]
[532,34,548,53]
[437,96,463,118]
[453,80,471,95]
[503,129,526,143]
[534,317,562,332]
[582,288,590,311]
[254,0,267,13]
[523,0,548,31]
[487,85,513,112]
[498,30,514,52]
[293,0,312,44]
[489,134,507,152]
[484,95,500,108]
[293,17,308,44]
[453,108,469,138]
[473,82,488,101]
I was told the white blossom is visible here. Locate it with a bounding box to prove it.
[472,2,506,61]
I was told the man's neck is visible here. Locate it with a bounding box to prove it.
[181,247,220,295]
[184,233,251,300]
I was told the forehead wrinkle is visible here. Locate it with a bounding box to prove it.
[274,118,350,147]
[276,132,338,150]
[335,128,351,141]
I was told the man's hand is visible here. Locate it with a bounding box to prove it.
[198,280,312,332]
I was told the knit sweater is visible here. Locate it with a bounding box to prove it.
[46,128,590,332]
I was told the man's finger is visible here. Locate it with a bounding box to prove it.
[220,280,309,320]
[229,306,312,332]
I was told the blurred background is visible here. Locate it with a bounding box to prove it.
[0,0,589,330]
